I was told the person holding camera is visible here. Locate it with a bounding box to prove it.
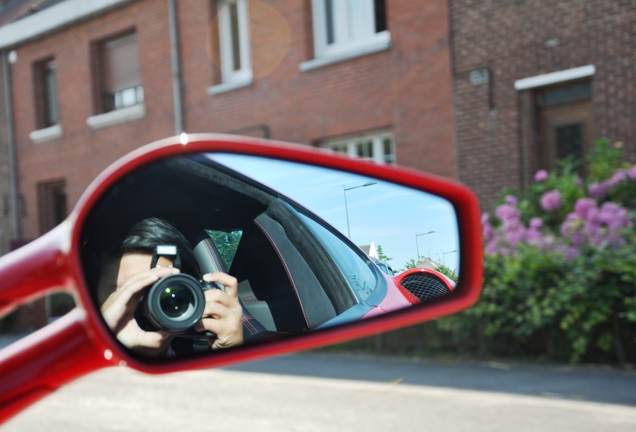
[99,218,244,357]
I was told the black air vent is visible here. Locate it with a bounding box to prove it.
[400,273,451,302]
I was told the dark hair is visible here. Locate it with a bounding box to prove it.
[121,217,200,276]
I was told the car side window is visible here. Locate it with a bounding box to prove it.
[206,229,243,270]
[297,213,378,301]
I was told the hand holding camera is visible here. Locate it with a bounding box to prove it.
[102,244,243,355]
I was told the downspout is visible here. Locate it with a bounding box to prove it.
[168,0,184,135]
[2,50,21,242]
[448,0,459,182]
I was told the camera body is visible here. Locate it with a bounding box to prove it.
[135,244,223,335]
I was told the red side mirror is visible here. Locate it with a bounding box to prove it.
[0,134,482,423]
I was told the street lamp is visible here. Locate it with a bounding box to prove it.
[415,230,435,258]
[442,249,458,265]
[343,182,376,238]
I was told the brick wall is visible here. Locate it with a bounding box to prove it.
[451,0,636,208]
[180,0,456,177]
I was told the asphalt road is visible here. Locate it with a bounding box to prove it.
[3,353,636,431]
[226,352,636,406]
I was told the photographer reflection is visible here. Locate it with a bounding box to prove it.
[98,218,246,357]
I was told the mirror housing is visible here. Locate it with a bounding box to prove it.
[0,134,482,422]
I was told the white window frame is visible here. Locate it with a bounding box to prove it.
[321,130,395,165]
[208,0,253,95]
[301,0,390,72]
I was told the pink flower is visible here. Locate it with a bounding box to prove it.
[608,169,628,187]
[534,170,549,182]
[588,182,610,200]
[560,199,631,250]
[598,202,631,232]
[482,213,495,243]
[562,246,581,261]
[495,203,520,223]
[485,241,499,255]
[529,217,543,229]
[525,218,545,246]
[540,190,562,212]
[505,195,518,206]
[629,165,636,180]
[504,221,525,246]
[573,198,596,219]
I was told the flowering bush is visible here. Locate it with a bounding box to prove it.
[439,139,636,364]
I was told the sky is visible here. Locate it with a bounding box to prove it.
[211,154,460,273]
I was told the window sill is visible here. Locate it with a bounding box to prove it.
[86,104,146,130]
[29,124,63,144]
[207,76,253,96]
[300,33,391,72]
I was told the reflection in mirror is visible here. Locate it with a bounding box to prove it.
[80,153,459,358]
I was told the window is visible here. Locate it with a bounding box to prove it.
[96,32,143,113]
[38,179,75,323]
[303,0,389,70]
[209,0,252,94]
[38,179,67,234]
[321,131,395,165]
[46,291,76,323]
[33,58,58,129]
[298,212,378,301]
[206,229,243,269]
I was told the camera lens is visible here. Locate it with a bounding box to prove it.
[142,274,206,333]
[159,284,195,318]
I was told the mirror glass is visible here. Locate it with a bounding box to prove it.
[80,153,459,358]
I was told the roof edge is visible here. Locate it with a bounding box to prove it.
[0,0,134,50]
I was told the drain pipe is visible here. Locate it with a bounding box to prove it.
[2,50,21,242]
[168,0,184,135]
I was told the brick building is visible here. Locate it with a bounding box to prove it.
[0,0,455,244]
[0,0,455,326]
[451,0,636,207]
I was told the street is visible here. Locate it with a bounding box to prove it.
[3,353,636,431]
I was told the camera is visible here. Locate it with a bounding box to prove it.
[135,245,223,335]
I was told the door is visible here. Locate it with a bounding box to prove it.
[537,81,593,175]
